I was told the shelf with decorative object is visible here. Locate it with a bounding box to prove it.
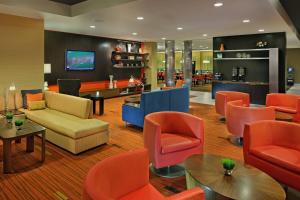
[213,48,270,53]
[214,57,269,60]
[111,50,149,69]
[113,65,147,69]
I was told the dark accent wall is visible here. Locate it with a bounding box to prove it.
[279,0,300,38]
[45,31,141,85]
[213,32,286,92]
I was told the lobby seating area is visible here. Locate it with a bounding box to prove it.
[1,1,300,200]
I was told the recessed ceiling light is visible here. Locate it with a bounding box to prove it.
[161,37,166,40]
[214,2,223,7]
[258,29,265,32]
[132,32,138,35]
[177,27,183,30]
[89,25,96,29]
[137,16,144,20]
[203,34,208,37]
[243,19,250,23]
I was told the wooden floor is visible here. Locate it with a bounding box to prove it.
[0,96,260,199]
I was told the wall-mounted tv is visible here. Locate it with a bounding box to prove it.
[65,50,95,71]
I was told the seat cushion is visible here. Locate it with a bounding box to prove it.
[271,106,297,114]
[161,133,200,154]
[119,184,164,200]
[251,145,300,174]
[21,108,108,139]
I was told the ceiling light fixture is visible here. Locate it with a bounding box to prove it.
[137,16,144,20]
[161,37,166,40]
[177,27,183,30]
[258,29,265,32]
[89,25,96,29]
[132,32,138,35]
[243,19,250,23]
[203,34,208,37]
[214,2,223,7]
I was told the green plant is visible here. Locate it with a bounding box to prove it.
[222,158,235,170]
[14,119,24,127]
[5,112,13,120]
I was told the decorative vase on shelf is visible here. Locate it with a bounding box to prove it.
[109,75,114,89]
[219,43,225,51]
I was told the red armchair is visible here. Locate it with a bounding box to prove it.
[244,120,300,191]
[83,148,205,200]
[266,93,300,122]
[226,100,275,143]
[215,91,250,118]
[143,112,204,177]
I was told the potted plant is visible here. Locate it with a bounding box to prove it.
[222,158,235,176]
[15,119,24,130]
[5,112,13,123]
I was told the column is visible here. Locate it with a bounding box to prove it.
[183,40,192,87]
[143,42,158,89]
[165,40,175,86]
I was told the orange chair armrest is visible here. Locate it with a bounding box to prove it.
[166,187,205,200]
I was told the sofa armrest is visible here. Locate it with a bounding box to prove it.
[166,187,205,200]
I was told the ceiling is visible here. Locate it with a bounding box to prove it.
[0,0,299,49]
[49,0,87,6]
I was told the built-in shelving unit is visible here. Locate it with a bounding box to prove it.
[111,51,149,69]
[214,57,269,60]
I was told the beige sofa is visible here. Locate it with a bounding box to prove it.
[1,91,109,154]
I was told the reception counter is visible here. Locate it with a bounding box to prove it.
[212,80,269,104]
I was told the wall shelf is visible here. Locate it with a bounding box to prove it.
[113,65,147,69]
[213,48,270,53]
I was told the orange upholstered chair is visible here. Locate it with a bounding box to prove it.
[226,100,275,144]
[83,148,205,200]
[215,91,250,117]
[244,120,300,191]
[266,93,300,122]
[143,112,204,177]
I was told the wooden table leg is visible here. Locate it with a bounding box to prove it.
[100,98,104,115]
[93,100,96,114]
[26,135,34,152]
[41,131,46,162]
[3,140,12,173]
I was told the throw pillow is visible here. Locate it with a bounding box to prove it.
[26,93,43,103]
[21,89,42,108]
[28,100,46,111]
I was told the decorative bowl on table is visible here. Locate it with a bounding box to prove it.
[5,112,13,123]
[15,119,24,130]
[222,158,236,176]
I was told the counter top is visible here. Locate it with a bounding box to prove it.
[212,80,269,86]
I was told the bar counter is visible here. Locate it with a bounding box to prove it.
[212,80,269,105]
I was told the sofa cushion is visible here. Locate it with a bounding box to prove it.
[44,91,91,119]
[119,184,164,200]
[271,106,297,114]
[21,89,42,108]
[251,145,300,174]
[28,100,46,111]
[21,108,108,139]
[161,133,200,154]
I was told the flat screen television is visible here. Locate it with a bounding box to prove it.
[65,50,95,71]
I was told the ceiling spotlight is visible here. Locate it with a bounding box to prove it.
[258,29,265,32]
[132,32,138,35]
[177,27,183,30]
[137,16,144,20]
[161,37,166,40]
[214,2,223,7]
[203,34,208,37]
[89,25,96,29]
[243,19,250,23]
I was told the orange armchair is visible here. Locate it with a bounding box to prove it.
[215,91,250,118]
[143,112,204,177]
[266,93,300,122]
[226,100,275,140]
[83,148,205,200]
[244,120,300,191]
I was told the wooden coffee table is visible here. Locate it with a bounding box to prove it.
[0,118,46,173]
[275,111,293,122]
[184,154,286,200]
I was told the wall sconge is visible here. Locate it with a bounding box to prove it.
[44,64,52,74]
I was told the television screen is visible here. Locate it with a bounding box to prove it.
[65,50,95,71]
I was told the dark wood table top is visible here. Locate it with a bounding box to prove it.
[124,95,141,104]
[0,118,45,140]
[184,154,286,200]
